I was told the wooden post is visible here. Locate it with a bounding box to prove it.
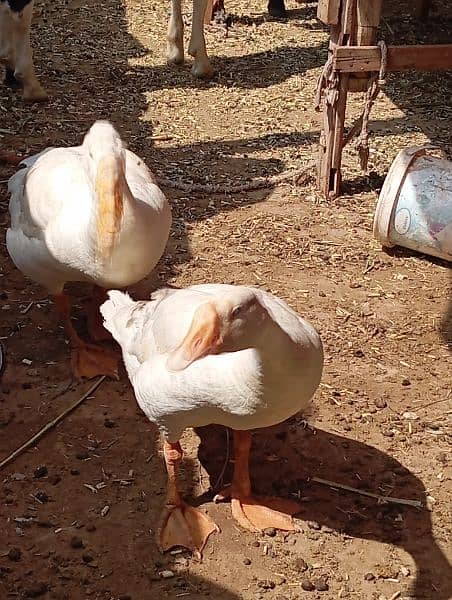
[317,0,385,198]
[415,0,431,20]
[317,0,355,199]
[316,0,447,200]
[349,0,383,91]
[317,0,341,24]
[330,73,350,194]
[318,71,350,199]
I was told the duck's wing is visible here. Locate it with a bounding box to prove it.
[7,148,55,229]
[101,287,211,366]
[149,287,215,354]
[8,146,86,238]
[124,149,169,213]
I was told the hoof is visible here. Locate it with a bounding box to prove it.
[267,0,287,18]
[167,44,184,66]
[23,83,48,102]
[191,61,215,79]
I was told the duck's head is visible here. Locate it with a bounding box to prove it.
[167,288,270,372]
[83,121,126,261]
[83,120,125,167]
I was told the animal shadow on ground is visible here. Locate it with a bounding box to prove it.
[195,422,452,599]
[231,1,322,27]
[0,0,327,301]
[381,245,452,357]
[129,43,326,91]
[0,393,243,600]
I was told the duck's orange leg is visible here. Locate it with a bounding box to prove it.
[214,430,301,532]
[54,293,118,379]
[82,286,113,342]
[157,440,219,557]
[0,149,23,166]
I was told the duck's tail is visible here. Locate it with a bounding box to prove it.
[100,290,135,344]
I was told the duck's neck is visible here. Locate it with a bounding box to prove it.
[94,154,130,261]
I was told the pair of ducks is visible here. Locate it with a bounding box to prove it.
[6,121,324,555]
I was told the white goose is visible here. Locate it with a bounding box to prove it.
[6,121,171,378]
[100,283,324,554]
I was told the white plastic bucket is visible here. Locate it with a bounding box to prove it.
[373,146,452,262]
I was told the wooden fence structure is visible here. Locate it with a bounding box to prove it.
[316,0,452,199]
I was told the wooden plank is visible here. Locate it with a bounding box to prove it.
[357,0,383,28]
[356,0,383,45]
[317,0,341,25]
[333,44,452,72]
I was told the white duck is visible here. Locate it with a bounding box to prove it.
[6,121,171,378]
[100,283,323,554]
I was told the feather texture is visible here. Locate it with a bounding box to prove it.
[101,284,324,442]
[6,121,171,295]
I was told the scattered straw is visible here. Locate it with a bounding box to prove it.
[0,376,106,470]
[311,476,423,509]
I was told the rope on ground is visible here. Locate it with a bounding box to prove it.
[156,160,317,194]
[1,144,316,195]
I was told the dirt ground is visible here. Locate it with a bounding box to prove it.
[0,1,451,599]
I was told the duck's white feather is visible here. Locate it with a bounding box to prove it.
[101,285,323,442]
[6,122,171,295]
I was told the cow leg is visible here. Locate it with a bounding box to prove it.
[0,4,16,84]
[10,1,47,101]
[167,0,184,65]
[188,0,214,78]
[268,0,287,18]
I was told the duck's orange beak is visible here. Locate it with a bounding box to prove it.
[95,156,124,261]
[166,302,222,371]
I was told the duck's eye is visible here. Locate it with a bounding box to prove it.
[231,306,242,318]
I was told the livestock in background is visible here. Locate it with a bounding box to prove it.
[0,0,46,100]
[167,0,214,77]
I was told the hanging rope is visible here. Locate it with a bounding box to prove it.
[314,53,334,112]
[354,40,388,171]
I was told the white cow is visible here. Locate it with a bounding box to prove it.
[1,0,212,103]
[167,0,214,78]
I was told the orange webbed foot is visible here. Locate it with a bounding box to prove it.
[157,502,219,557]
[81,295,113,342]
[71,343,119,379]
[215,487,301,532]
